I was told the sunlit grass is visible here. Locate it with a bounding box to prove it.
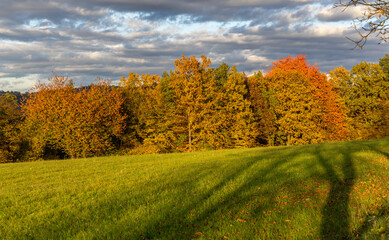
[0,138,388,239]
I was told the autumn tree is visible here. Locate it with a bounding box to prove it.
[213,66,258,148]
[265,55,348,145]
[22,74,126,159]
[379,53,389,79]
[335,0,389,47]
[173,55,219,151]
[329,66,353,97]
[331,61,389,139]
[140,71,184,152]
[246,71,277,145]
[0,94,25,162]
[266,67,323,145]
[119,72,161,150]
[150,55,220,152]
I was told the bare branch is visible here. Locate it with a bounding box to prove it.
[335,0,389,48]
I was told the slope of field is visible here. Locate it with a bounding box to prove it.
[0,139,388,239]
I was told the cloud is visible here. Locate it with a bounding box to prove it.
[0,0,386,92]
[317,5,364,22]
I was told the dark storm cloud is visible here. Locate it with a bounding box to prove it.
[0,0,387,92]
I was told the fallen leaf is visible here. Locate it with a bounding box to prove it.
[237,218,246,223]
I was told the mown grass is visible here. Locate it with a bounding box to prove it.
[0,138,388,239]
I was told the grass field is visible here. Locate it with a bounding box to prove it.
[0,138,388,239]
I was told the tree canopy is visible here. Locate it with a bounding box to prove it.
[1,54,388,162]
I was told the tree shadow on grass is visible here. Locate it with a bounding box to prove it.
[89,140,388,239]
[133,143,370,239]
[32,139,387,239]
[316,144,355,239]
[137,146,311,239]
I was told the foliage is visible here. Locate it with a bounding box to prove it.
[1,138,388,239]
[216,66,258,148]
[335,0,389,47]
[265,55,347,145]
[0,94,25,162]
[379,53,389,79]
[119,72,161,149]
[331,61,389,139]
[2,54,388,160]
[154,55,220,151]
[246,71,277,145]
[22,74,126,159]
[329,66,353,97]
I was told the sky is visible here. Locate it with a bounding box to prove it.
[0,0,388,92]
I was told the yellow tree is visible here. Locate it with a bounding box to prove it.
[166,55,218,151]
[266,69,324,145]
[218,67,258,148]
[266,55,348,145]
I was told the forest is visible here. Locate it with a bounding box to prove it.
[1,54,388,162]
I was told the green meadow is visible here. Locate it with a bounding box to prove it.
[1,138,388,239]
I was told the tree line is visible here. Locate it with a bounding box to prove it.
[1,54,388,162]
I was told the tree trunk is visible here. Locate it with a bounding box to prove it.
[188,111,192,151]
[287,134,291,146]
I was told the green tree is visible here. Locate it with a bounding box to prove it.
[119,72,161,149]
[142,71,183,153]
[379,53,389,79]
[335,61,389,139]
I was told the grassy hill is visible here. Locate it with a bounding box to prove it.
[0,138,388,239]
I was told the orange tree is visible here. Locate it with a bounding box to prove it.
[22,74,126,159]
[265,55,348,145]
